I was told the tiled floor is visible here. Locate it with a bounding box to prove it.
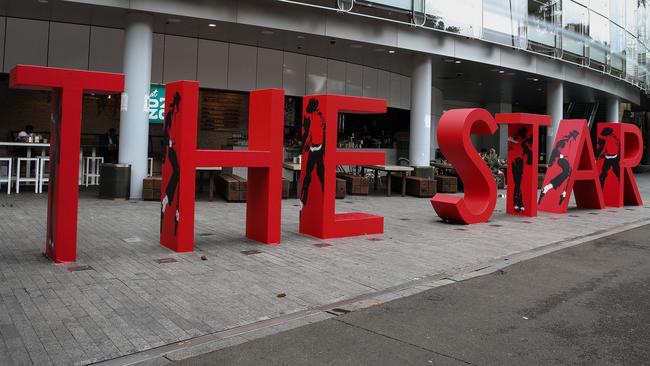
[0,176,649,365]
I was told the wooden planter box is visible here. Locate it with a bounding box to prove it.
[434,175,457,193]
[142,176,162,201]
[336,173,369,195]
[336,178,346,199]
[391,175,436,197]
[216,174,247,202]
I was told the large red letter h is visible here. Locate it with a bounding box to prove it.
[160,81,283,252]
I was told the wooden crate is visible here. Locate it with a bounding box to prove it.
[282,178,291,199]
[143,176,161,190]
[391,175,436,197]
[336,173,369,195]
[434,175,457,193]
[336,178,346,199]
[216,174,246,202]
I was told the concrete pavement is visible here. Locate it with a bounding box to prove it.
[174,224,650,366]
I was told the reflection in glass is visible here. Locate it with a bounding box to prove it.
[483,0,528,47]
[425,0,482,38]
[610,22,626,72]
[528,0,561,52]
[562,0,587,57]
[589,11,610,65]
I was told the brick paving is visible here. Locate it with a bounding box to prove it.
[0,176,649,365]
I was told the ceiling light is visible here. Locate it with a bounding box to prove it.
[107,95,111,99]
[533,78,539,82]
[167,18,181,23]
[498,70,505,74]
[261,30,274,35]
[350,44,363,48]
[507,72,516,76]
[208,23,216,27]
[374,48,385,52]
[455,60,462,64]
[297,35,306,39]
[37,0,48,3]
[388,50,396,54]
[490,69,500,72]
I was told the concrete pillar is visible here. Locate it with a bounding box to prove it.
[546,79,564,160]
[607,96,620,122]
[409,53,432,167]
[119,13,153,199]
[430,86,443,160]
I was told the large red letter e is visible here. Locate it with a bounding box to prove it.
[431,109,498,224]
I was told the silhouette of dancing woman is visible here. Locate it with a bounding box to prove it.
[539,130,579,206]
[299,98,326,209]
[161,92,181,234]
[508,127,533,213]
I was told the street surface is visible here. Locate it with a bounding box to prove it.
[176,224,650,366]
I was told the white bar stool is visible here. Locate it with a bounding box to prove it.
[0,158,12,194]
[148,157,154,177]
[84,156,103,186]
[16,157,40,193]
[38,157,50,194]
[78,151,84,185]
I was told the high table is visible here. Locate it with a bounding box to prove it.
[361,165,414,197]
[283,161,301,197]
[196,167,222,201]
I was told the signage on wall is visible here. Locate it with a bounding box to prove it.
[149,85,165,123]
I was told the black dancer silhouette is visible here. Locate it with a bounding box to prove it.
[47,93,62,254]
[161,92,181,234]
[539,130,580,206]
[508,127,533,213]
[299,98,326,209]
[595,127,620,187]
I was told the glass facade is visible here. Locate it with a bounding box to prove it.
[325,0,650,92]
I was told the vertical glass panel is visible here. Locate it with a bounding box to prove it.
[562,0,587,57]
[483,0,527,47]
[589,10,609,64]
[528,0,561,49]
[626,31,638,82]
[610,21,626,72]
[590,0,609,16]
[368,0,411,8]
[625,0,636,33]
[425,0,482,38]
[610,0,625,26]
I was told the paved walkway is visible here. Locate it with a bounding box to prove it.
[175,223,650,366]
[0,175,649,365]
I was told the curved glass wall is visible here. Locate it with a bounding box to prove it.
[292,0,650,93]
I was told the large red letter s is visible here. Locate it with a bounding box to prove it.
[431,109,498,224]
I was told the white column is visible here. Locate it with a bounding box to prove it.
[607,96,620,122]
[546,79,564,160]
[409,53,432,166]
[486,102,512,159]
[430,86,443,160]
[119,13,153,199]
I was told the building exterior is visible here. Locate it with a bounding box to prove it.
[0,0,647,197]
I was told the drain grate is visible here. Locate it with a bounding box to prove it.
[314,243,332,248]
[68,265,93,272]
[241,249,262,255]
[489,224,502,227]
[589,212,599,215]
[198,233,215,237]
[455,228,467,231]
[569,215,580,218]
[156,258,178,264]
[326,308,351,316]
[521,220,533,224]
[367,238,383,242]
[399,218,410,221]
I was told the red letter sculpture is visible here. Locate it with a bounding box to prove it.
[9,65,124,263]
[538,120,605,213]
[596,122,643,207]
[160,81,283,252]
[495,113,551,217]
[431,108,498,224]
[299,95,386,238]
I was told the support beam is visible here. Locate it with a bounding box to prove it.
[546,80,564,160]
[119,12,153,199]
[409,53,432,167]
[607,96,620,122]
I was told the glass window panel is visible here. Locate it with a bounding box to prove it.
[562,0,587,56]
[483,0,527,47]
[626,31,638,81]
[528,0,561,47]
[589,11,609,64]
[610,0,625,26]
[610,21,626,71]
[425,0,482,38]
[590,0,609,16]
[625,0,636,32]
[368,0,411,8]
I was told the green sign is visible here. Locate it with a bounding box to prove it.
[149,85,165,124]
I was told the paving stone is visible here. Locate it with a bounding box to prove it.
[0,176,649,364]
